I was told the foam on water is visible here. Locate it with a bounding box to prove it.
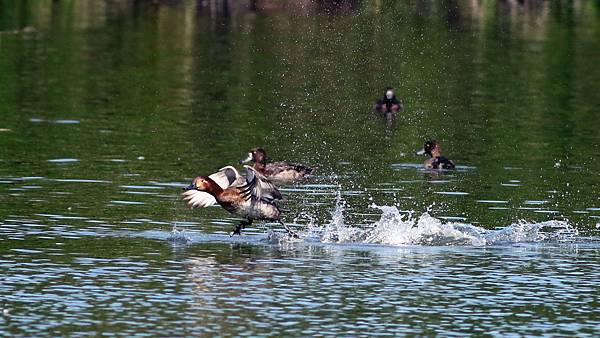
[167,227,192,244]
[306,194,578,246]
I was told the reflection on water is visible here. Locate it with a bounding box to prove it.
[1,0,600,336]
[1,221,599,336]
[1,181,600,336]
[182,241,600,336]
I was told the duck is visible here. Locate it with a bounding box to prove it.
[416,140,455,170]
[239,148,313,184]
[374,87,404,114]
[182,165,299,237]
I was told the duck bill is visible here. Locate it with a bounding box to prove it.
[416,149,426,156]
[239,152,253,164]
[183,184,195,191]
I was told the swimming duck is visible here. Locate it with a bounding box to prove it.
[416,140,455,170]
[374,87,404,113]
[182,165,298,237]
[239,148,313,184]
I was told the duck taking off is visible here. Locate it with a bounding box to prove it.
[182,165,298,237]
[240,148,313,184]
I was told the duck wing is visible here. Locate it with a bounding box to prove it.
[182,166,243,209]
[210,166,244,188]
[239,165,282,203]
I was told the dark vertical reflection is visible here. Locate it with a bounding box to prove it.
[191,0,234,115]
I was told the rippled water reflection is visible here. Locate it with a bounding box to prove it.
[2,181,600,336]
[2,225,599,336]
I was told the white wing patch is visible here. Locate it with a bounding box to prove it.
[209,166,243,189]
[182,189,217,209]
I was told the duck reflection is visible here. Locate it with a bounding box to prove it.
[184,245,261,296]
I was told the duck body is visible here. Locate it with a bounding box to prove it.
[374,87,404,114]
[240,148,313,184]
[215,185,281,221]
[182,165,296,236]
[425,156,455,170]
[258,161,313,183]
[417,140,455,170]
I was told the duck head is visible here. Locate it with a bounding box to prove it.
[239,147,267,165]
[183,176,213,191]
[416,140,440,157]
[385,87,396,100]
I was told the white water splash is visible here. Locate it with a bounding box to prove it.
[168,225,192,244]
[310,198,578,246]
[320,192,363,243]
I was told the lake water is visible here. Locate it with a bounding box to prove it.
[1,0,600,336]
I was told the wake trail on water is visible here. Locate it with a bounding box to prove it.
[164,194,580,247]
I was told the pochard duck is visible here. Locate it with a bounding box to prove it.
[240,148,313,184]
[182,165,298,237]
[416,140,455,170]
[374,87,404,113]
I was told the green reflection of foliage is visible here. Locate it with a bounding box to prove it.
[0,0,599,229]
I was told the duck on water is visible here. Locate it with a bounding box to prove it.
[374,87,404,114]
[182,165,299,237]
[240,147,313,184]
[416,140,455,170]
